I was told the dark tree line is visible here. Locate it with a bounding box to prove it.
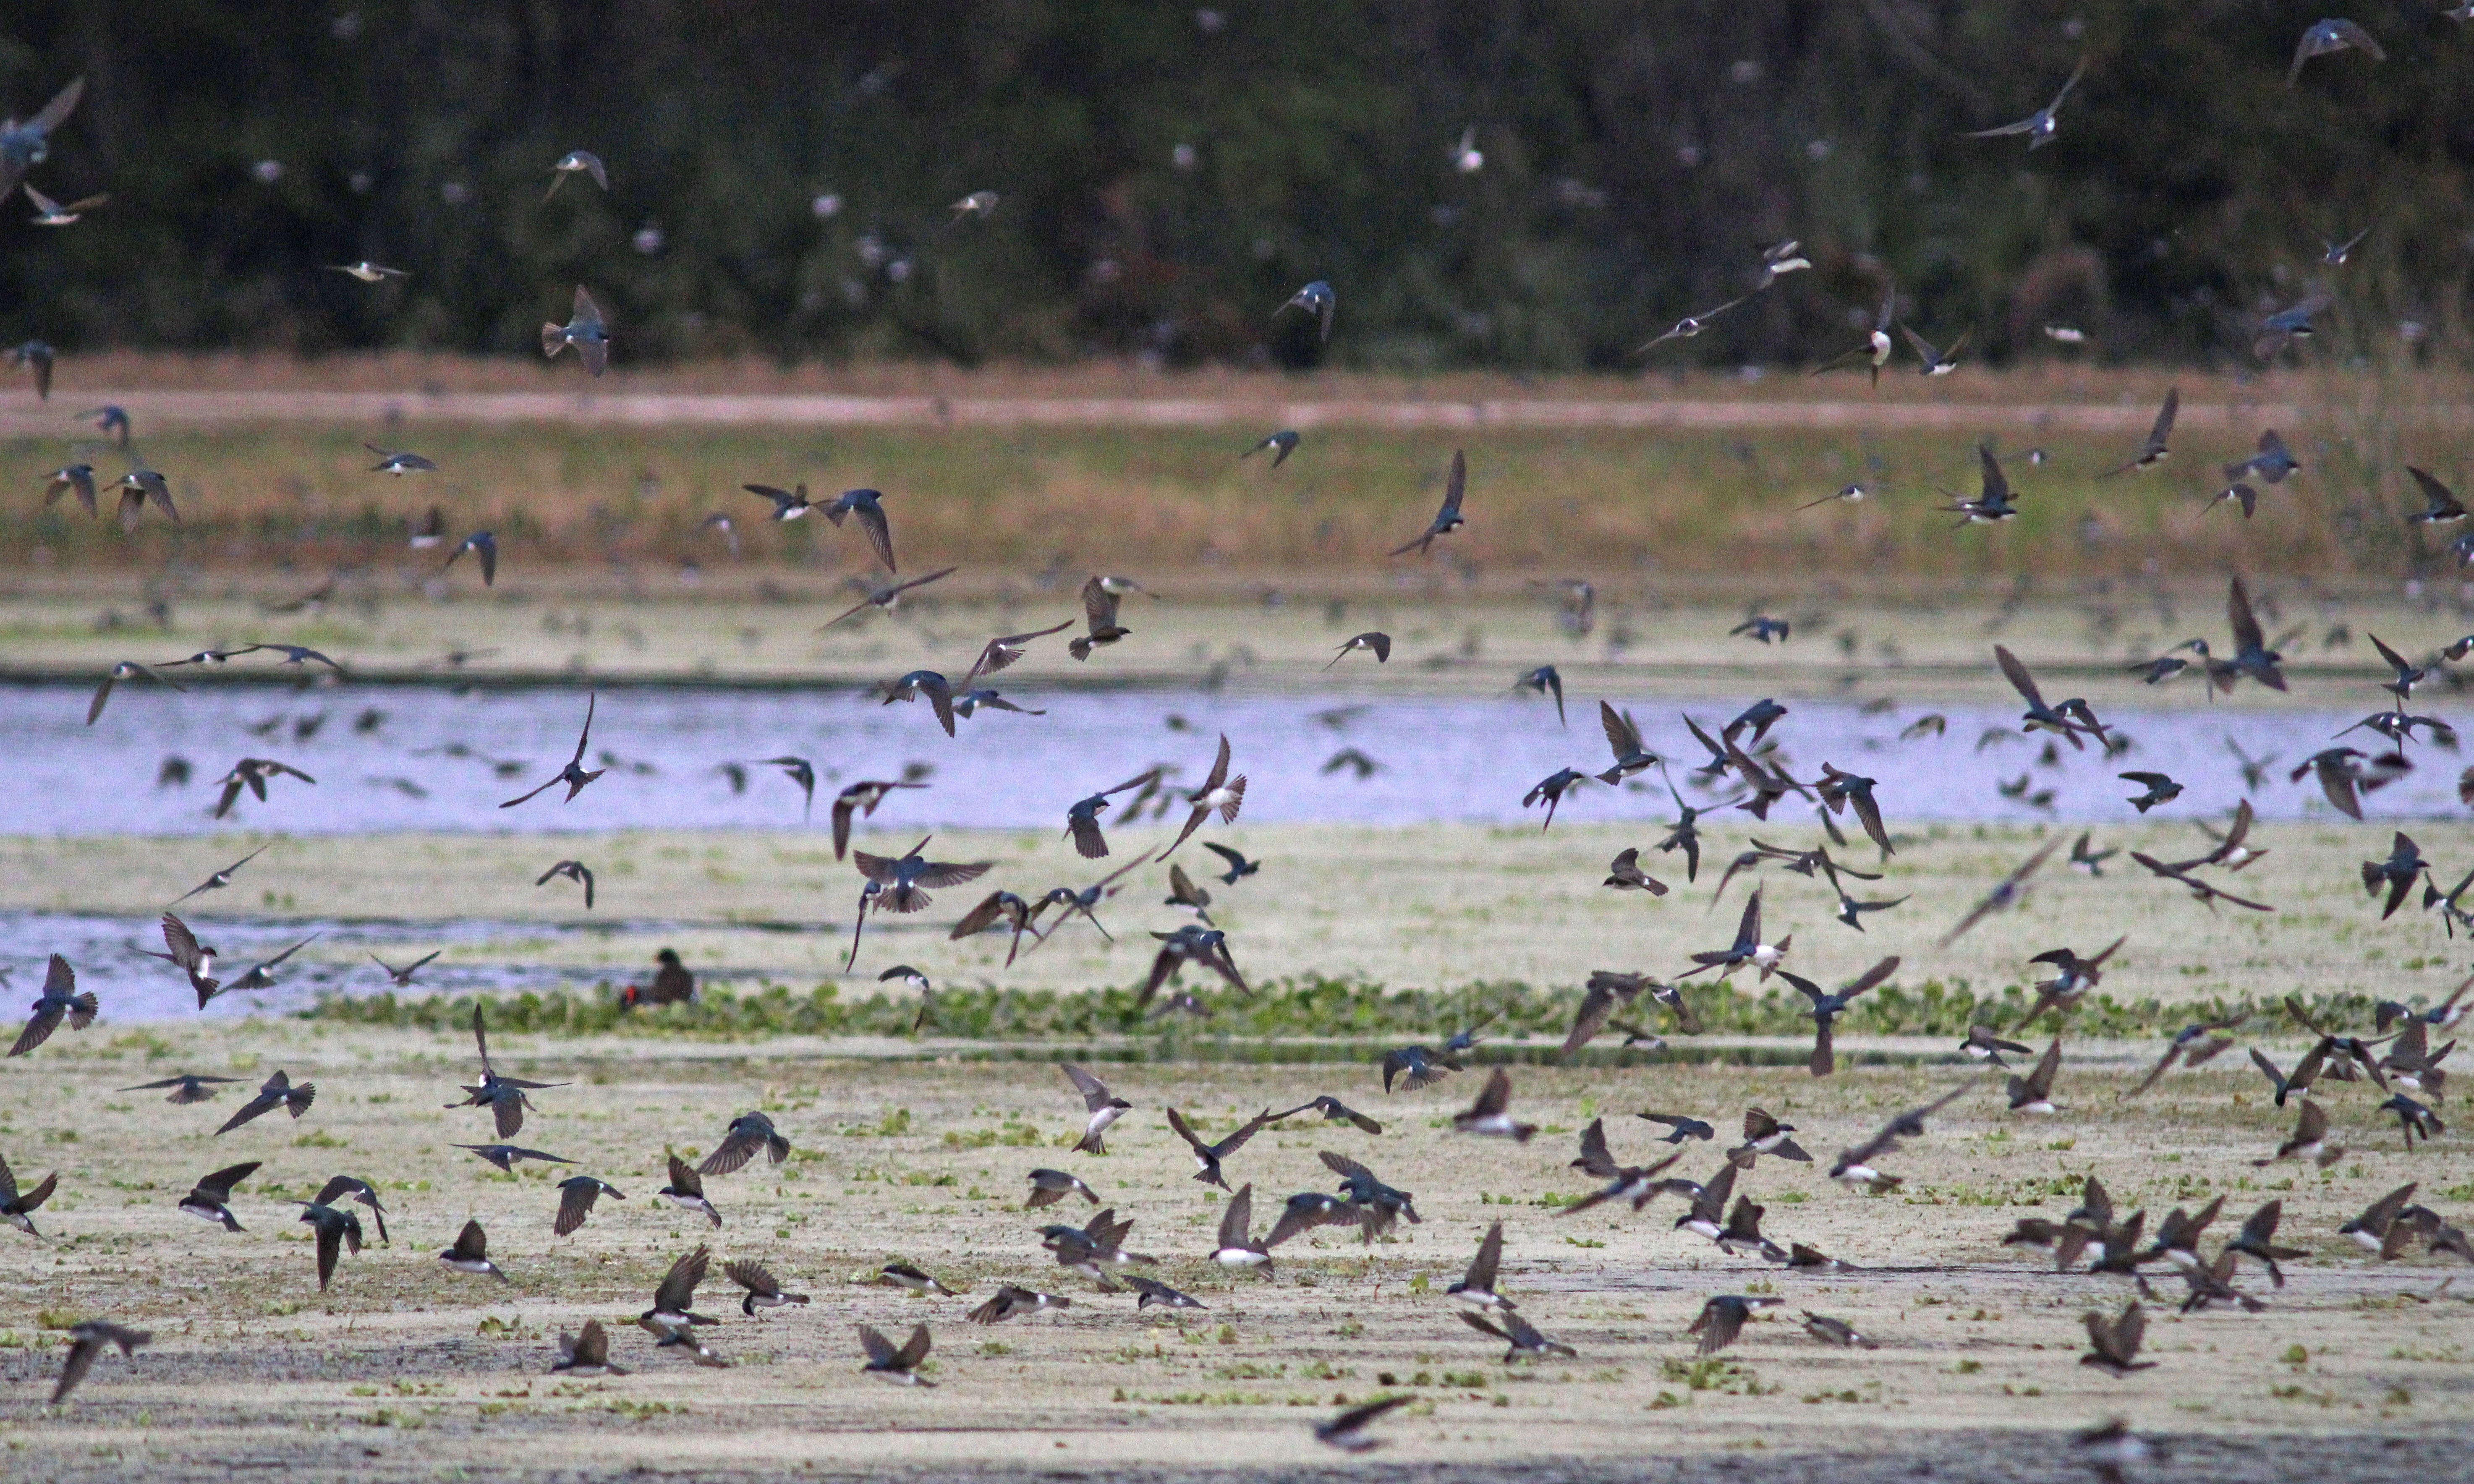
[2,1,2470,369]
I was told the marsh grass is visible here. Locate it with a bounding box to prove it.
[16,363,2474,584]
[298,973,2407,1052]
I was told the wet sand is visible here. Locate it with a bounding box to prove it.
[4,819,2471,1019]
[0,1026,2465,1482]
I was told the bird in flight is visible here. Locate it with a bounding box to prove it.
[1389,449,1468,557]
[545,149,607,198]
[1961,54,2089,149]
[501,694,607,807]
[2096,387,2177,477]
[541,286,610,375]
[822,566,959,629]
[1276,280,1335,340]
[2288,18,2384,86]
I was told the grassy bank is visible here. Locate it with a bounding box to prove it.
[5,362,2468,585]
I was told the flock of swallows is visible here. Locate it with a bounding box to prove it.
[7,31,2474,1456]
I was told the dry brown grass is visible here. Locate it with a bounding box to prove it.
[5,357,2470,589]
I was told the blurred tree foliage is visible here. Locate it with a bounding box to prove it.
[0,1,2469,370]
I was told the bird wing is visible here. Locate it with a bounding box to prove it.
[1061,1062,1114,1110]
[2227,576,2266,653]
[654,1246,711,1311]
[849,849,905,886]
[178,1161,257,1204]
[1437,449,1467,521]
[698,1125,765,1176]
[1219,1184,1255,1248]
[1961,114,2037,138]
[553,1181,602,1236]
[854,498,897,572]
[1079,575,1121,631]
[1598,700,1642,761]
[2409,467,2465,517]
[1164,1107,1213,1160]
[51,1334,103,1405]
[1993,645,2048,711]
[2147,385,2179,450]
[24,76,86,137]
[2024,1037,2063,1096]
[724,1259,777,1297]
[1456,1310,1510,1343]
[1559,983,1619,1059]
[1319,1150,1376,1183]
[967,619,1073,682]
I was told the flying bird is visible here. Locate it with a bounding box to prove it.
[1637,296,1749,352]
[174,1160,258,1232]
[0,75,84,202]
[698,1111,792,1176]
[821,486,897,570]
[1276,280,1335,340]
[545,149,608,197]
[2288,18,2385,86]
[297,1199,364,1291]
[1164,734,1246,855]
[2121,1015,2250,1098]
[1450,1067,1536,1142]
[501,694,607,807]
[2097,387,2178,477]
[1940,446,2019,524]
[1688,1294,1783,1355]
[0,1152,58,1235]
[1389,449,1468,557]
[1323,631,1391,670]
[85,660,184,726]
[1961,54,2089,149]
[446,531,498,585]
[1458,1307,1574,1362]
[366,444,436,475]
[1314,1396,1411,1453]
[1938,836,2062,945]
[1514,665,1567,725]
[118,1072,241,1105]
[1042,577,1131,662]
[2080,1301,2155,1376]
[43,462,96,517]
[2407,468,2466,524]
[1828,1081,1975,1191]
[1812,286,1898,386]
[1900,323,1969,376]
[541,286,610,375]
[215,1070,314,1135]
[554,1177,623,1236]
[727,1260,811,1316]
[1242,430,1300,467]
[8,954,97,1056]
[535,859,594,908]
[169,847,269,907]
[439,1219,508,1281]
[1778,956,1900,1077]
[327,260,408,282]
[8,340,52,399]
[50,1320,148,1406]
[1165,1107,1273,1190]
[1062,1063,1133,1155]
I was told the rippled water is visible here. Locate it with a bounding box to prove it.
[5,679,2461,1021]
[5,681,2460,836]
